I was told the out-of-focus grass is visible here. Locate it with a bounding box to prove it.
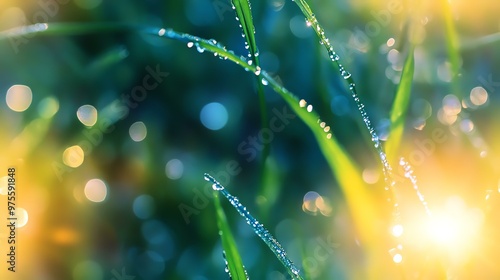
[386,45,414,162]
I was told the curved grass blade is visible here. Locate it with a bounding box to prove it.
[0,22,380,245]
[386,46,415,163]
[214,192,249,279]
[205,174,304,280]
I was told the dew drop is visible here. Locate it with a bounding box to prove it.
[196,45,205,53]
[341,70,351,79]
[212,183,223,191]
[255,66,261,75]
[187,42,194,48]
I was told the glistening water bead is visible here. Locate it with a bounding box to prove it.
[204,174,304,280]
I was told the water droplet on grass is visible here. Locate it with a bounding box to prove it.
[255,66,261,75]
[196,45,205,53]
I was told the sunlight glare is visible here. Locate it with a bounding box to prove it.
[425,196,484,250]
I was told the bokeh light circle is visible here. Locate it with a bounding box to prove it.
[133,195,155,219]
[200,102,228,130]
[77,105,98,127]
[15,207,29,228]
[63,145,85,168]
[84,179,107,203]
[129,121,147,142]
[165,159,184,180]
[6,85,32,112]
[470,86,488,106]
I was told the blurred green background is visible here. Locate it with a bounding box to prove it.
[1,0,500,279]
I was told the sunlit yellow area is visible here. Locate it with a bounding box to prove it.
[0,176,8,195]
[426,197,484,249]
[15,207,29,228]
[393,253,403,264]
[362,168,380,184]
[391,224,404,237]
[51,227,80,245]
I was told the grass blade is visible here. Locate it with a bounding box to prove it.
[231,0,270,190]
[231,0,258,59]
[386,46,415,162]
[214,192,248,279]
[205,174,304,280]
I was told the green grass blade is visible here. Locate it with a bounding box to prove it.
[231,0,258,60]
[206,174,303,280]
[230,0,270,190]
[214,192,248,279]
[386,46,415,163]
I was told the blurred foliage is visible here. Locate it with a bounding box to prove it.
[1,0,500,279]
